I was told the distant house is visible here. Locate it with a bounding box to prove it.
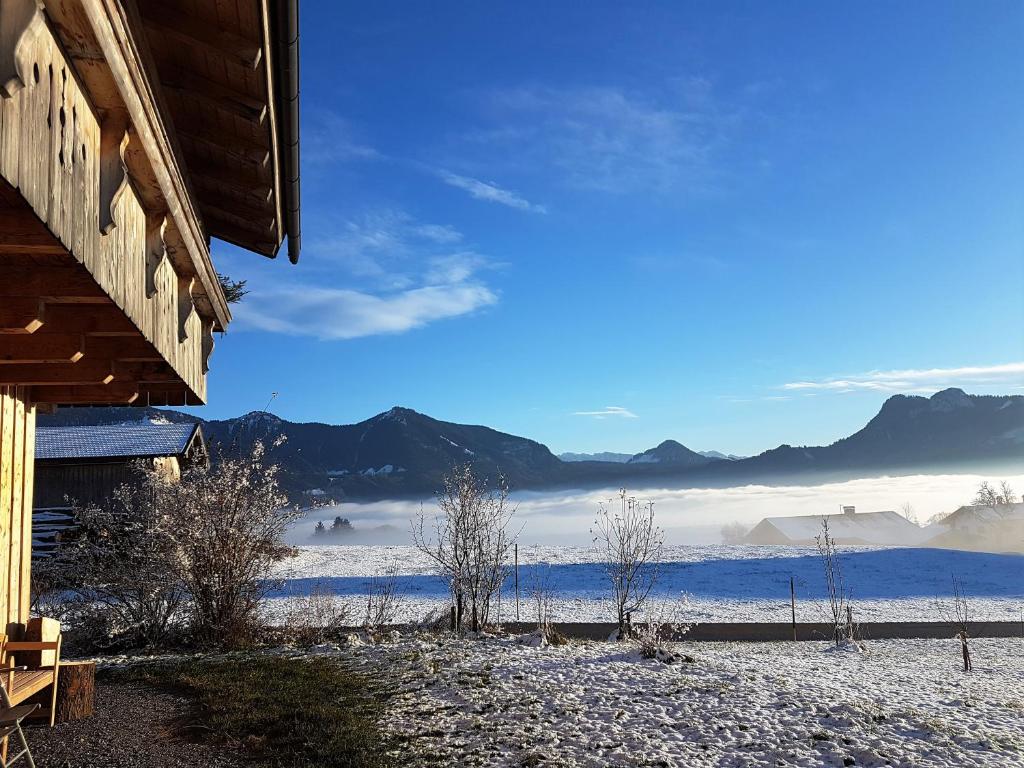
[925,503,1024,553]
[33,423,208,556]
[745,507,926,546]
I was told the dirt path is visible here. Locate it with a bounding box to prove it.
[27,681,244,768]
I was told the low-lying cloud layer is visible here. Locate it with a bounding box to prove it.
[292,471,1024,546]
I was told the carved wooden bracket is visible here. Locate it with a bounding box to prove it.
[144,212,168,298]
[98,108,130,234]
[176,273,195,343]
[201,319,214,374]
[0,0,44,98]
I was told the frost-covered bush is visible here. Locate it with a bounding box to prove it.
[364,559,405,638]
[39,440,300,650]
[631,597,694,662]
[283,583,354,646]
[592,490,664,639]
[412,463,517,633]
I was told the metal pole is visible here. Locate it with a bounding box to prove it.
[790,576,797,641]
[514,543,520,623]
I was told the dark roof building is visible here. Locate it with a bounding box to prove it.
[33,422,207,509]
[36,423,203,462]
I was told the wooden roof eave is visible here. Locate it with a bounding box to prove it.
[43,0,232,331]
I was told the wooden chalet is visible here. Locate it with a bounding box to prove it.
[0,0,300,632]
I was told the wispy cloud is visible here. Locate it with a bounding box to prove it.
[233,283,497,341]
[231,210,500,340]
[468,78,738,195]
[303,110,380,165]
[781,363,1024,394]
[438,170,547,213]
[572,406,638,419]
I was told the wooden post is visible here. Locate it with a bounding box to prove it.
[512,540,520,626]
[790,576,797,641]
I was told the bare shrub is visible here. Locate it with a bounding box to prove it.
[720,521,749,544]
[412,463,518,633]
[41,440,300,650]
[815,516,857,648]
[283,583,354,645]
[936,575,972,672]
[33,476,186,651]
[161,439,301,647]
[527,563,566,644]
[632,596,694,661]
[592,489,664,639]
[364,560,404,636]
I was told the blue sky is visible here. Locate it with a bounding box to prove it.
[204,1,1024,456]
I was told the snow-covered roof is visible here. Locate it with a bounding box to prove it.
[756,510,924,545]
[943,502,1024,528]
[36,423,201,461]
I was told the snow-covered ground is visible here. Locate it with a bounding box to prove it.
[345,634,1024,767]
[269,544,1024,624]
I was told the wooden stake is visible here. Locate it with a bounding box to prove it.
[790,576,797,641]
[514,543,520,623]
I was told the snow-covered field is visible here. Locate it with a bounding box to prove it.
[269,544,1024,624]
[345,634,1024,767]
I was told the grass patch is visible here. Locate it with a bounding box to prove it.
[103,655,394,768]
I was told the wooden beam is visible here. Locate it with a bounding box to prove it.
[158,67,267,125]
[31,384,139,405]
[205,217,277,256]
[0,267,108,301]
[137,1,262,70]
[137,384,201,407]
[0,335,84,364]
[0,299,44,334]
[0,211,67,255]
[0,361,115,386]
[178,129,271,166]
[111,361,180,384]
[81,337,163,362]
[192,172,273,208]
[36,304,140,336]
[202,204,275,236]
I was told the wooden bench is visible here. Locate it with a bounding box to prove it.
[0,618,62,728]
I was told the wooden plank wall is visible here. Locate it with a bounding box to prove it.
[0,387,35,632]
[0,14,207,400]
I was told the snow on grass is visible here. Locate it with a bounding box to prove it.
[342,635,1024,767]
[267,544,1024,624]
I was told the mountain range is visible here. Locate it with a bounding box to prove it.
[38,388,1024,501]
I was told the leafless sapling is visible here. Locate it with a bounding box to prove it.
[364,559,405,637]
[937,575,973,672]
[815,516,854,647]
[592,489,665,640]
[411,463,518,633]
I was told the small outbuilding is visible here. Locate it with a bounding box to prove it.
[745,507,927,546]
[32,423,207,556]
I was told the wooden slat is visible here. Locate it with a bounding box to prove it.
[0,335,84,365]
[138,1,262,70]
[18,393,33,623]
[0,299,43,334]
[0,388,13,627]
[30,384,139,405]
